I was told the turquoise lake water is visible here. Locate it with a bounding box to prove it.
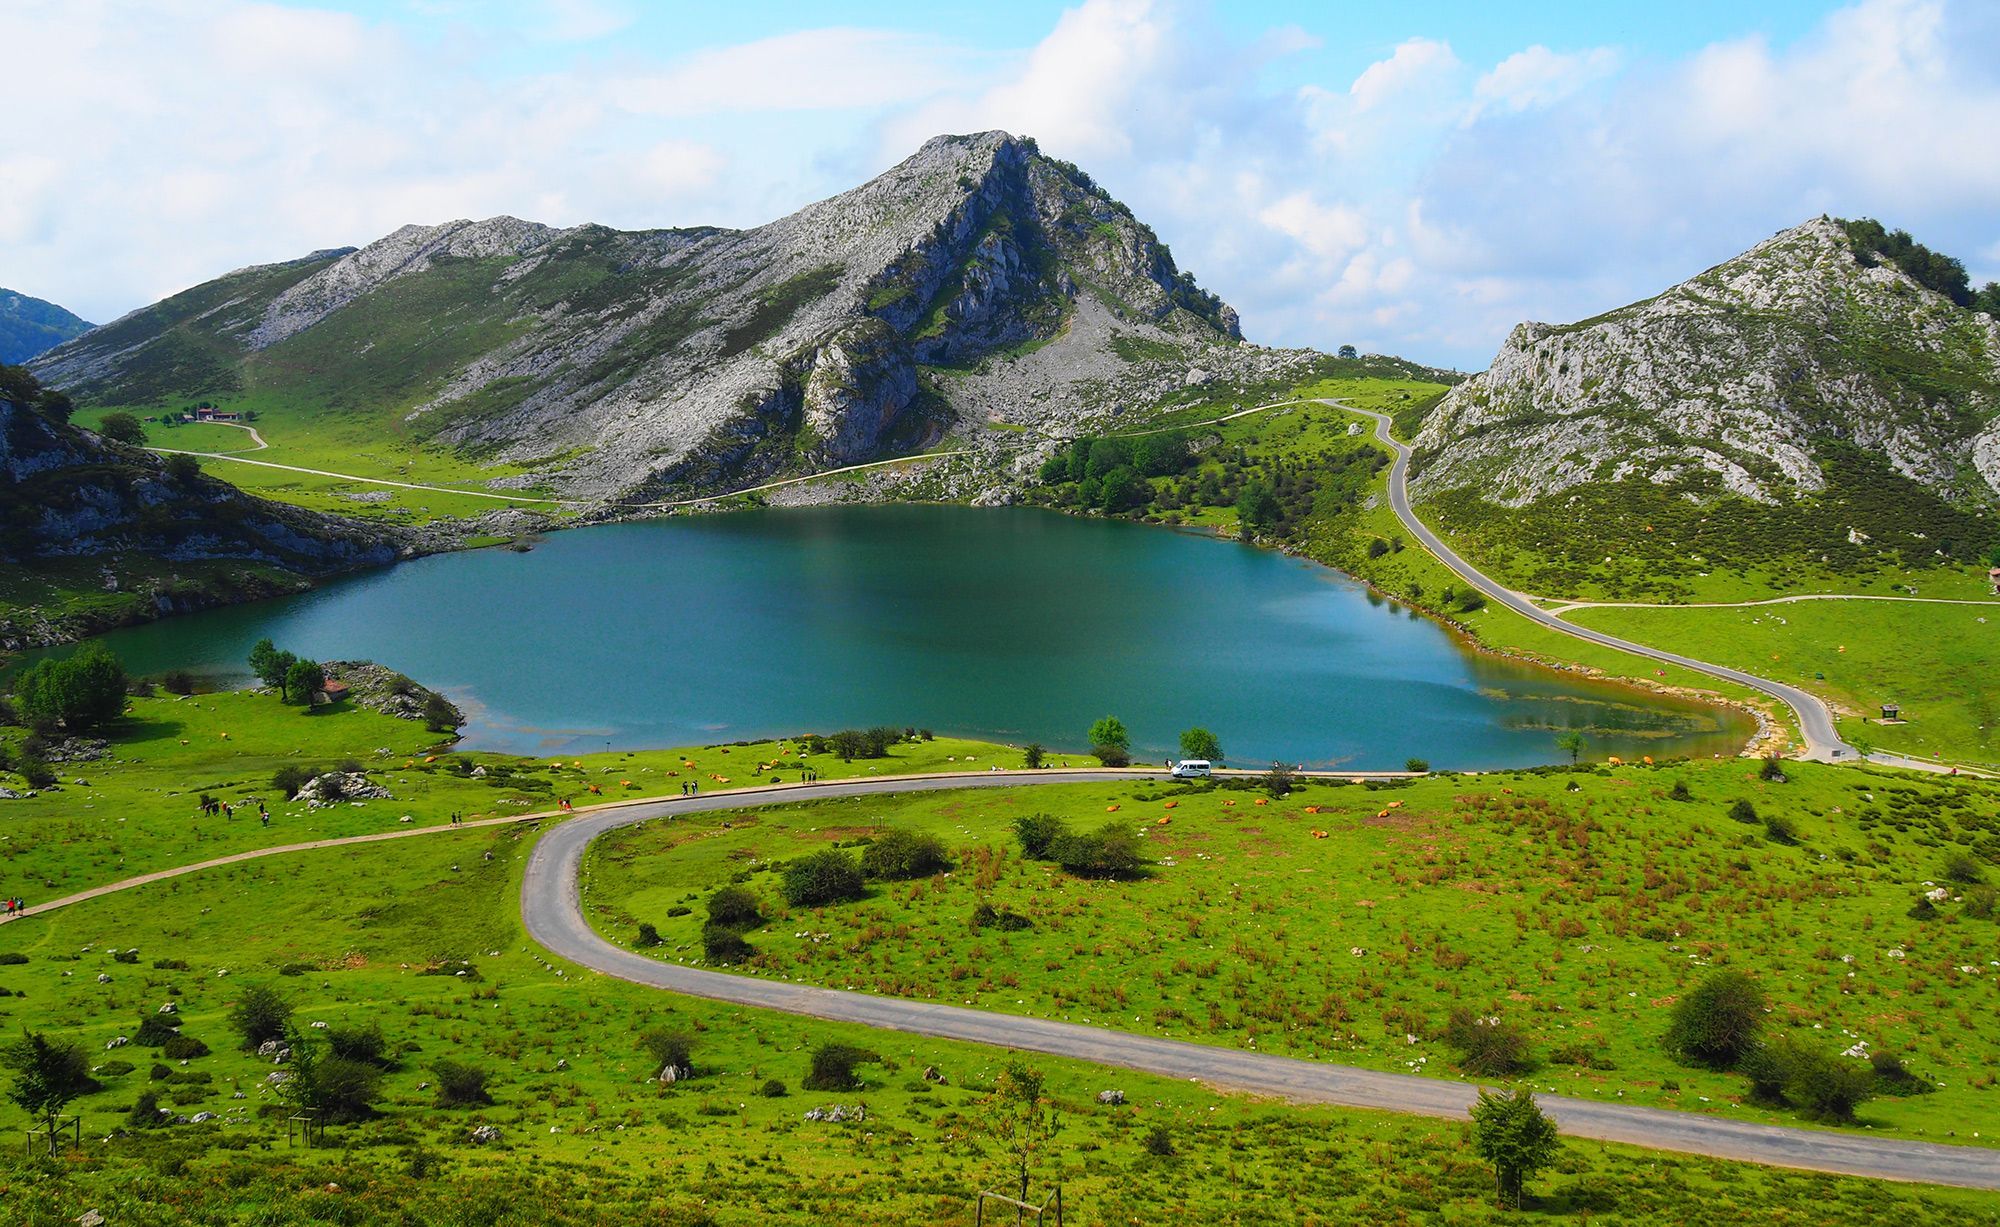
[64,505,1750,768]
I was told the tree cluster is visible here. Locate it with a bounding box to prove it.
[0,364,74,424]
[248,638,326,704]
[11,642,128,733]
[1013,815,1143,878]
[1840,217,1996,312]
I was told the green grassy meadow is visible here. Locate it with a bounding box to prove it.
[1568,600,2000,768]
[584,761,2000,1145]
[2,770,1997,1222]
[0,689,1018,900]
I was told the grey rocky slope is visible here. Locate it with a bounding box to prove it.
[1413,217,2000,509]
[38,132,1302,503]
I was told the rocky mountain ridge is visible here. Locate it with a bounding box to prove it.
[1413,217,2000,509]
[37,133,1301,503]
[0,288,93,364]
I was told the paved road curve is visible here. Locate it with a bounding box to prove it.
[522,771,2000,1189]
[1331,402,1859,763]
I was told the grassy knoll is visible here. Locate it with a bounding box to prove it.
[0,687,1018,900]
[4,794,1999,1222]
[1567,600,2000,768]
[585,760,2000,1144]
[0,557,321,653]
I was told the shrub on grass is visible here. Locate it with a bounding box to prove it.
[1014,814,1068,858]
[433,1060,493,1107]
[1143,1126,1176,1156]
[133,1013,180,1046]
[1770,1038,1874,1122]
[859,829,950,880]
[804,1043,879,1091]
[701,921,755,964]
[1022,743,1045,769]
[160,670,196,696]
[327,1023,391,1068]
[160,1034,209,1061]
[126,1091,166,1130]
[1869,1050,1935,1096]
[1665,971,1764,1069]
[1264,761,1295,796]
[1763,812,1799,845]
[1441,1008,1534,1076]
[635,922,662,947]
[271,764,315,801]
[315,1056,385,1122]
[0,953,26,966]
[1049,822,1143,878]
[708,891,760,927]
[1404,758,1430,773]
[1669,781,1692,801]
[972,902,1033,931]
[759,1079,787,1098]
[1760,754,1788,782]
[228,984,291,1049]
[1728,799,1758,824]
[638,1028,694,1078]
[1941,851,1986,885]
[1965,885,1997,919]
[781,850,865,907]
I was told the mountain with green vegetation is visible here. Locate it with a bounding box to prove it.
[1411,217,2000,599]
[0,364,405,648]
[32,132,1295,503]
[0,288,92,364]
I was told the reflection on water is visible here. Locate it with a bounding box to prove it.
[42,505,1753,769]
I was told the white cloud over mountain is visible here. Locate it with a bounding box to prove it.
[3,0,1995,369]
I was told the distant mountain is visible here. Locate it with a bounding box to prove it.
[0,366,406,648]
[0,288,92,364]
[36,132,1307,502]
[1410,217,2000,596]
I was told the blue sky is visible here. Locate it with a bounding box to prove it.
[5,0,1997,367]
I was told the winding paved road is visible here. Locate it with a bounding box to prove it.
[521,770,2000,1190]
[1331,402,1860,763]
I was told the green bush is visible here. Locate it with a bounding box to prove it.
[0,953,26,966]
[637,1028,694,1077]
[327,1023,391,1068]
[803,1043,879,1091]
[228,984,292,1049]
[759,1078,787,1098]
[1728,799,1758,824]
[781,850,865,907]
[271,764,315,800]
[134,1014,180,1047]
[1048,822,1143,878]
[315,1056,385,1122]
[1143,1126,1176,1156]
[161,1034,209,1060]
[859,829,950,880]
[127,1091,167,1130]
[433,1059,494,1107]
[701,921,755,964]
[1014,814,1068,858]
[1441,1008,1534,1076]
[1763,812,1799,845]
[706,885,763,928]
[1665,970,1764,1069]
[12,642,128,733]
[1092,744,1131,767]
[635,921,662,947]
[1941,851,1986,885]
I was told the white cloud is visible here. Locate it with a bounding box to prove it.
[609,28,975,117]
[1349,38,1459,112]
[1470,45,1619,118]
[4,0,1998,370]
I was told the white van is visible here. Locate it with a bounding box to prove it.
[1170,759,1212,779]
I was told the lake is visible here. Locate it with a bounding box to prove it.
[64,505,1750,768]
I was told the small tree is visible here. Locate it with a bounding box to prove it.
[3,1030,95,1155]
[781,849,866,907]
[1760,753,1788,782]
[163,453,201,486]
[230,983,292,1049]
[1087,716,1130,753]
[1264,761,1294,797]
[98,412,146,445]
[804,1042,879,1091]
[1468,1088,1561,1208]
[1178,727,1221,762]
[13,642,128,732]
[248,639,295,693]
[1665,970,1764,1068]
[991,1062,1060,1203]
[421,691,460,732]
[1404,757,1430,773]
[284,659,326,705]
[1022,743,1045,769]
[1555,731,1586,765]
[1728,799,1759,825]
[1337,344,1359,360]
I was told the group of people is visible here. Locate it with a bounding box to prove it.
[2,897,24,916]
[678,780,702,796]
[196,797,272,825]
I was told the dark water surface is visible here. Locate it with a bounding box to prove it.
[66,505,1750,767]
